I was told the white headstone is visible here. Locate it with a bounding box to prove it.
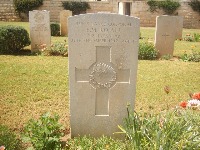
[173,16,183,39]
[29,10,51,52]
[155,15,176,57]
[60,10,72,36]
[68,13,140,138]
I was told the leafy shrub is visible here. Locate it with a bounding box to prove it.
[39,41,68,56]
[184,34,195,42]
[138,42,158,60]
[184,33,200,42]
[22,112,64,150]
[158,0,180,15]
[118,108,200,149]
[62,1,90,15]
[188,0,200,14]
[181,51,200,62]
[13,0,44,14]
[0,125,24,150]
[147,0,159,12]
[0,25,31,54]
[147,0,180,15]
[50,23,60,36]
[48,42,68,56]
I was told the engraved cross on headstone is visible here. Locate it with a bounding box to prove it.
[162,33,170,44]
[75,46,130,116]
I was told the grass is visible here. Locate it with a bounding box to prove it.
[136,60,200,112]
[1,56,199,130]
[0,56,69,130]
[0,21,200,148]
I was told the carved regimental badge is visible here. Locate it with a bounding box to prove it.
[89,63,117,89]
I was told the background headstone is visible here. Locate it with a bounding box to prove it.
[29,10,51,52]
[60,10,72,36]
[69,13,140,138]
[173,16,183,39]
[155,15,176,57]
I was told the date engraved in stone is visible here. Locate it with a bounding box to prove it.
[89,63,117,89]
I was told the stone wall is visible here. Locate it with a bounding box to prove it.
[130,0,200,29]
[179,1,200,29]
[0,0,20,21]
[0,0,200,29]
[86,2,114,14]
[37,0,63,22]
[37,0,114,22]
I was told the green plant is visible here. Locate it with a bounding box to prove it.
[188,0,200,14]
[50,23,60,36]
[183,33,200,42]
[0,125,24,150]
[138,42,158,60]
[118,107,200,149]
[184,33,194,42]
[147,0,159,12]
[181,53,190,62]
[159,0,180,15]
[14,0,43,14]
[181,51,200,62]
[67,136,126,149]
[22,112,64,150]
[40,41,68,56]
[0,25,30,54]
[49,42,68,56]
[14,0,43,16]
[62,1,90,15]
[147,0,180,15]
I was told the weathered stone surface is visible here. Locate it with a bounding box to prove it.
[29,10,51,52]
[68,13,139,138]
[60,10,72,36]
[155,15,176,57]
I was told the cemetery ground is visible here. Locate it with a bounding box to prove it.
[0,22,200,149]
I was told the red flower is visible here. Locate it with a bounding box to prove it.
[192,93,200,100]
[180,101,188,108]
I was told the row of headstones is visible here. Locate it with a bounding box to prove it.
[29,10,183,58]
[29,10,184,138]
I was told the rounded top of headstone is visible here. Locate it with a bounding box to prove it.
[69,13,140,21]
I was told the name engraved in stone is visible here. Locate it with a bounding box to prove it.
[87,28,121,33]
[71,22,134,43]
[32,24,48,31]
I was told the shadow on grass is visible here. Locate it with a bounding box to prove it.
[0,49,39,56]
